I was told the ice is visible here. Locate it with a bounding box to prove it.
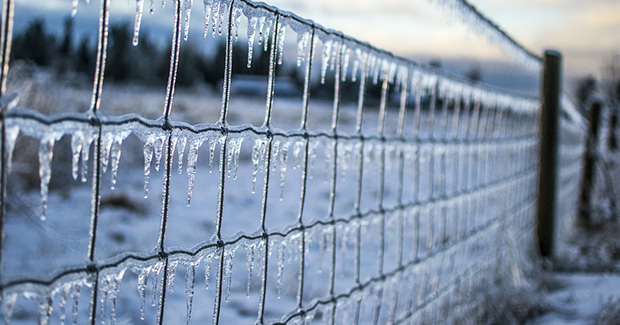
[150,0,155,13]
[204,249,217,291]
[209,136,218,173]
[296,31,309,67]
[0,293,17,325]
[151,261,164,307]
[203,0,212,38]
[251,139,268,193]
[341,45,350,82]
[101,269,125,325]
[168,260,179,293]
[183,0,193,41]
[5,125,19,173]
[245,241,256,298]
[223,244,239,302]
[277,24,286,65]
[232,6,242,41]
[275,239,286,299]
[210,0,220,37]
[184,261,197,324]
[38,295,53,325]
[71,283,81,325]
[278,140,289,200]
[143,135,155,198]
[321,40,333,84]
[71,0,78,16]
[232,136,243,179]
[262,17,273,52]
[133,0,145,46]
[186,138,204,206]
[57,284,70,325]
[217,1,228,36]
[108,131,130,189]
[136,267,148,319]
[153,134,166,173]
[247,17,257,68]
[257,16,266,47]
[176,135,187,174]
[38,133,60,221]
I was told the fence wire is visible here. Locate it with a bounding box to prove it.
[0,0,550,324]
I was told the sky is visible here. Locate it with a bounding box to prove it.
[12,0,620,94]
[263,0,620,77]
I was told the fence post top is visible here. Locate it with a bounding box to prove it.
[544,49,562,58]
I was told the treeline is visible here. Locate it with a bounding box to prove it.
[11,17,265,89]
[11,17,386,102]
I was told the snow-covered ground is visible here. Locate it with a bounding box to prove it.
[533,273,620,324]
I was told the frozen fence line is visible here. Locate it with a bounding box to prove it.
[0,0,586,324]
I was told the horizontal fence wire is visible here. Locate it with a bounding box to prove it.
[0,0,578,324]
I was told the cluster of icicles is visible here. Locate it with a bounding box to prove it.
[0,210,412,324]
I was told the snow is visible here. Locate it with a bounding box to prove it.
[533,273,620,324]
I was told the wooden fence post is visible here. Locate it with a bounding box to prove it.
[609,110,617,151]
[537,50,562,258]
[578,100,602,228]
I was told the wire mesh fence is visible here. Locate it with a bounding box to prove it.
[0,0,586,324]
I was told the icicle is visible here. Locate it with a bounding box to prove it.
[203,0,212,38]
[1,293,17,325]
[150,0,155,13]
[100,134,114,174]
[71,283,81,325]
[186,139,202,206]
[217,1,228,36]
[276,239,286,299]
[341,45,350,82]
[107,270,125,325]
[257,16,266,47]
[168,261,179,293]
[151,262,164,307]
[133,0,145,46]
[233,137,243,180]
[277,25,286,65]
[279,141,289,201]
[143,135,155,198]
[296,31,309,67]
[183,0,193,41]
[58,284,71,325]
[109,136,126,190]
[176,136,187,174]
[71,133,83,181]
[245,242,255,298]
[232,7,242,41]
[38,295,53,325]
[39,135,56,221]
[210,0,220,37]
[5,125,19,174]
[321,40,333,84]
[185,262,196,324]
[351,49,361,83]
[209,137,217,173]
[247,17,257,68]
[153,135,166,173]
[251,139,265,194]
[204,249,217,291]
[224,245,237,302]
[226,138,235,178]
[271,140,280,173]
[137,268,148,320]
[71,0,78,17]
[80,135,92,183]
[263,17,272,52]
